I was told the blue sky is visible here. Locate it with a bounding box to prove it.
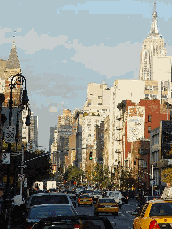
[0,0,172,151]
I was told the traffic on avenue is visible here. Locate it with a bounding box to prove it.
[1,182,172,229]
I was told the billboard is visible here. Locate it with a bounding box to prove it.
[127,106,145,142]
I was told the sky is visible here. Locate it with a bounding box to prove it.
[0,0,172,151]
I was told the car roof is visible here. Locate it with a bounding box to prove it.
[148,198,172,204]
[31,204,72,208]
[31,192,67,196]
[99,197,114,200]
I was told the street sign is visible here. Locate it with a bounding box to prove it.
[18,174,25,181]
[4,126,16,143]
[2,153,10,164]
[150,180,155,185]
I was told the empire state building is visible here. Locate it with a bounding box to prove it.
[139,2,167,81]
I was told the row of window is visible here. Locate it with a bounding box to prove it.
[145,94,157,99]
[152,134,159,145]
[145,85,158,91]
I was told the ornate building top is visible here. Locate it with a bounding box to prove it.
[6,41,20,69]
[139,1,167,81]
[149,1,159,36]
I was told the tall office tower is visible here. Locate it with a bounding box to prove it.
[57,109,73,127]
[139,2,167,81]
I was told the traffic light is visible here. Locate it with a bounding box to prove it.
[89,151,93,160]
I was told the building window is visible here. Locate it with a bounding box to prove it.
[148,115,152,122]
[148,126,151,133]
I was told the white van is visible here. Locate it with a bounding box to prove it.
[105,191,123,207]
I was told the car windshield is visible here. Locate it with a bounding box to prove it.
[81,195,90,198]
[30,195,69,206]
[99,199,115,203]
[94,191,101,194]
[149,203,172,216]
[67,191,75,194]
[28,205,76,219]
[109,192,119,198]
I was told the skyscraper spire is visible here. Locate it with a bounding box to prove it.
[150,1,159,35]
[6,40,20,69]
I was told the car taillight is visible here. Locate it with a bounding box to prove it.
[73,224,81,229]
[90,199,92,201]
[149,220,160,229]
[26,226,32,229]
[78,199,80,201]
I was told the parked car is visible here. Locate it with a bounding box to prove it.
[94,198,119,216]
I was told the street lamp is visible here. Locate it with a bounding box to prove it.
[4,73,29,203]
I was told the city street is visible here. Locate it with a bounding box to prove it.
[76,199,137,229]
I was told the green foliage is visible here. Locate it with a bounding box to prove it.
[2,139,27,152]
[65,166,84,185]
[92,164,110,188]
[162,168,172,185]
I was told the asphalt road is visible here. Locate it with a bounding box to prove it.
[76,199,138,229]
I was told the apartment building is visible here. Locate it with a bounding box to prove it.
[81,115,104,171]
[94,121,104,164]
[28,113,38,152]
[84,82,110,117]
[73,109,84,168]
[57,125,72,171]
[50,128,58,174]
[58,109,73,127]
[49,126,56,152]
[67,119,77,167]
[103,115,110,167]
[150,121,172,190]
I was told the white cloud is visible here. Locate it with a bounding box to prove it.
[61,60,67,63]
[3,28,172,80]
[0,28,69,55]
[62,39,142,79]
[17,28,22,32]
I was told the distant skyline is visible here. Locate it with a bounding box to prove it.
[0,0,172,151]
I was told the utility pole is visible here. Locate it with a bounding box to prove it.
[152,164,154,196]
[20,144,25,196]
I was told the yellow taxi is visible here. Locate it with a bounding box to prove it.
[133,187,172,229]
[78,194,93,206]
[94,198,119,216]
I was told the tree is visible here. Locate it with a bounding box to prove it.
[24,150,52,188]
[65,166,84,186]
[92,163,110,188]
[161,167,172,185]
